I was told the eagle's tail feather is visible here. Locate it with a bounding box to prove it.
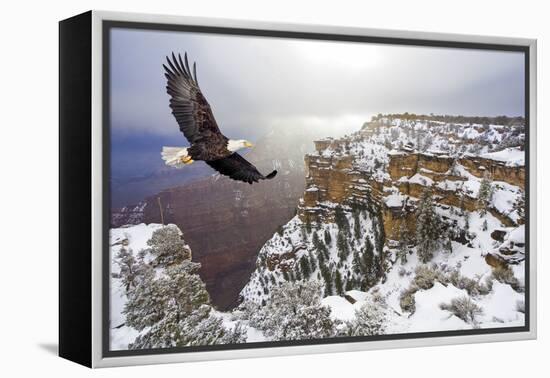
[161,146,191,168]
[265,170,278,179]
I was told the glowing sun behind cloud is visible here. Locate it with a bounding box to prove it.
[297,39,382,71]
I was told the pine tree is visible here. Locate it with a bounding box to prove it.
[250,281,338,341]
[396,222,409,265]
[309,252,318,271]
[415,188,443,263]
[334,205,350,232]
[513,189,525,223]
[112,247,141,292]
[147,224,191,267]
[335,270,344,295]
[352,250,361,275]
[459,191,466,215]
[305,217,312,234]
[312,230,329,263]
[124,260,208,334]
[324,229,332,245]
[282,270,290,281]
[121,226,246,349]
[319,262,333,296]
[337,230,350,260]
[374,209,386,256]
[477,171,494,217]
[299,256,311,279]
[353,209,362,240]
[355,238,377,290]
[444,229,453,253]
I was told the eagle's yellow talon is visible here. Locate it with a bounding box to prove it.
[180,155,194,165]
[180,155,193,164]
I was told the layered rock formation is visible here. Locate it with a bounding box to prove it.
[300,127,525,240]
[241,116,526,306]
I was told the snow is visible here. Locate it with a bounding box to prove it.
[482,148,525,167]
[215,310,268,342]
[478,281,524,325]
[384,193,406,208]
[346,290,369,302]
[322,296,357,321]
[408,283,470,332]
[460,126,481,140]
[492,181,522,219]
[509,225,525,244]
[245,327,268,342]
[408,173,434,186]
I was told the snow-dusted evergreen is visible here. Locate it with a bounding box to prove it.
[415,188,444,263]
[110,224,245,349]
[238,281,338,341]
[340,297,387,336]
[240,202,386,305]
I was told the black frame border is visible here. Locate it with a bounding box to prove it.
[102,20,531,359]
[59,11,93,367]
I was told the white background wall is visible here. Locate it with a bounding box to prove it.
[0,0,546,376]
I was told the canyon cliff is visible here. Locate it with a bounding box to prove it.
[241,116,525,308]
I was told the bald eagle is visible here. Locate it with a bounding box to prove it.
[161,53,277,184]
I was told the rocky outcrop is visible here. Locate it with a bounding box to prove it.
[241,116,526,307]
[299,131,524,242]
[111,202,147,228]
[459,156,524,187]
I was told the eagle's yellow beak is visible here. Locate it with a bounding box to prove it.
[244,141,254,148]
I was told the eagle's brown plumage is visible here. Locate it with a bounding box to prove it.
[163,53,277,184]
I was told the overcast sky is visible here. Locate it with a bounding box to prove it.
[109,27,524,178]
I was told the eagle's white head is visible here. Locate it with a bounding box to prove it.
[227,139,254,152]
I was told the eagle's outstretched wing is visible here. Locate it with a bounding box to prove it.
[206,153,278,184]
[163,53,225,145]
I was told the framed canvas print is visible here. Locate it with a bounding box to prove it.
[59,10,537,368]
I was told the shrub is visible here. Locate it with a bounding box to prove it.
[447,270,482,296]
[440,296,483,326]
[413,265,446,290]
[491,265,522,291]
[232,300,260,321]
[399,286,417,313]
[341,299,387,336]
[251,281,339,340]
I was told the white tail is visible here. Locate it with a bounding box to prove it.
[161,146,190,168]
